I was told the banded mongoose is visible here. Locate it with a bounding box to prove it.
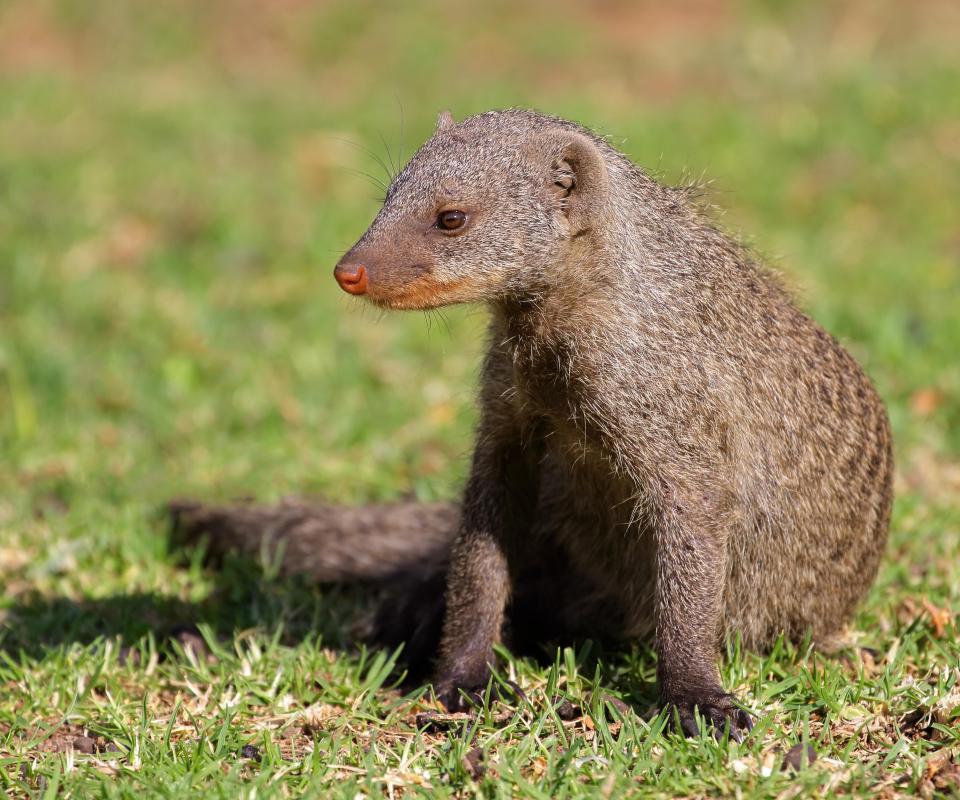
[171,109,893,739]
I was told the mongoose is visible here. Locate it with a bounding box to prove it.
[171,109,893,739]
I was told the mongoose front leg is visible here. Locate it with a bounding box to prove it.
[432,441,536,711]
[655,484,753,741]
[432,526,508,710]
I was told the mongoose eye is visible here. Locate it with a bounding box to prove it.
[437,210,467,231]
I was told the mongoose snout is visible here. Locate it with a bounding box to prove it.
[333,261,368,295]
[333,239,452,308]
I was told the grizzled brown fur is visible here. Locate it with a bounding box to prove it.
[171,109,893,739]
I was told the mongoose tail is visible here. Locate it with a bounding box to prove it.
[168,498,457,583]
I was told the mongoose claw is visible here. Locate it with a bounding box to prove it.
[667,692,753,743]
[499,678,528,705]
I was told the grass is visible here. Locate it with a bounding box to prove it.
[1,0,959,796]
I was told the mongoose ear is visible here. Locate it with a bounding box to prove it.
[536,131,610,235]
[435,110,456,133]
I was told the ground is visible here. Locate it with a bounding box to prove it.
[1,0,959,797]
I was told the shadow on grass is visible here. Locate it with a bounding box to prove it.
[0,555,370,660]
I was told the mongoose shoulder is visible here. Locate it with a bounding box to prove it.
[174,108,893,739]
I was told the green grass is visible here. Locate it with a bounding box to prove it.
[1,1,959,796]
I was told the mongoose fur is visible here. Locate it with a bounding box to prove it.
[170,109,893,739]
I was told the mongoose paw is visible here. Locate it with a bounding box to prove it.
[665,691,753,743]
[433,676,489,712]
[433,668,526,712]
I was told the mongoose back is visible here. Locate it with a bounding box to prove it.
[172,109,893,739]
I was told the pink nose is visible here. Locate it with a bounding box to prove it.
[334,263,368,295]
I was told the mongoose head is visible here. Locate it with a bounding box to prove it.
[333,109,612,310]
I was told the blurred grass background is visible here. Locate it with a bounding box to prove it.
[1,1,959,796]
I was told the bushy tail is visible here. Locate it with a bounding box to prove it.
[167,497,458,583]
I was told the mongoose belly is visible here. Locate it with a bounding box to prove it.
[536,423,659,639]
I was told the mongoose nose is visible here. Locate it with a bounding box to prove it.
[334,263,368,295]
